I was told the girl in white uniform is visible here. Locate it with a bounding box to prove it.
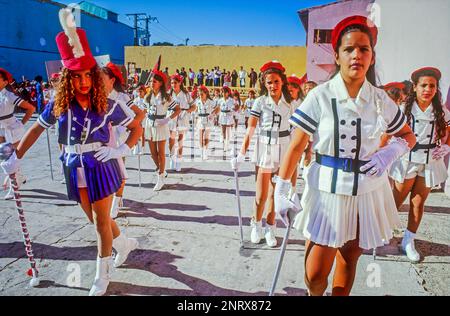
[0,68,35,199]
[231,60,294,248]
[212,88,221,127]
[232,90,242,132]
[144,72,181,191]
[133,85,148,151]
[244,90,256,130]
[168,74,195,172]
[101,63,144,218]
[218,86,236,152]
[274,16,416,296]
[389,67,450,262]
[196,85,219,160]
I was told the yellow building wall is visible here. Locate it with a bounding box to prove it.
[125,46,307,77]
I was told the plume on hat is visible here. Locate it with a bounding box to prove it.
[58,8,85,58]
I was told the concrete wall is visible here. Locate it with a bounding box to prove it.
[125,46,307,78]
[0,0,133,81]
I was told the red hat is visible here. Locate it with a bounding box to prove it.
[287,74,304,86]
[170,74,184,82]
[106,62,125,86]
[199,85,209,94]
[56,28,96,71]
[260,60,286,73]
[383,82,405,90]
[50,73,61,80]
[152,70,168,85]
[222,86,232,94]
[331,15,378,51]
[411,67,441,82]
[0,68,13,83]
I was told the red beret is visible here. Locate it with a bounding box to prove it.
[199,85,209,94]
[331,15,378,51]
[260,60,286,73]
[152,69,168,85]
[106,62,125,86]
[55,28,97,71]
[222,86,232,94]
[411,67,441,82]
[287,74,303,86]
[0,68,13,83]
[170,74,184,82]
[383,82,405,91]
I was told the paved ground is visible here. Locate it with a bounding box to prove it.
[0,115,449,296]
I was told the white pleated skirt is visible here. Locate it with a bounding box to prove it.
[144,120,170,142]
[252,141,289,173]
[0,120,25,144]
[293,175,400,250]
[390,159,448,188]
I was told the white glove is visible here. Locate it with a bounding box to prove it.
[1,152,21,175]
[360,137,410,177]
[94,144,131,162]
[230,152,245,170]
[155,117,170,126]
[432,144,450,160]
[274,176,301,227]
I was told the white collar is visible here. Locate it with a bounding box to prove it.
[332,72,371,104]
[267,94,289,108]
[108,89,119,101]
[412,101,434,120]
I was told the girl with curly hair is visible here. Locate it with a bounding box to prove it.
[1,21,143,296]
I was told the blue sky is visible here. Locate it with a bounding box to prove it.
[58,0,335,46]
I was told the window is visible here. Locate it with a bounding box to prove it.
[313,29,332,44]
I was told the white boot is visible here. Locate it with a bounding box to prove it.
[265,224,278,248]
[89,256,113,296]
[112,233,139,268]
[250,219,264,244]
[110,195,122,219]
[176,157,182,172]
[169,155,176,170]
[203,148,208,160]
[4,180,14,200]
[401,229,420,263]
[153,174,164,191]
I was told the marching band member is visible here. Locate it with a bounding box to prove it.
[218,86,235,153]
[0,67,35,199]
[244,90,256,130]
[389,67,450,262]
[274,16,416,295]
[231,60,294,248]
[168,74,195,172]
[0,20,142,296]
[144,71,180,191]
[196,85,218,160]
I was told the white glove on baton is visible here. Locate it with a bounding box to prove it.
[155,117,171,126]
[274,176,302,227]
[360,137,410,177]
[0,152,21,175]
[432,144,450,160]
[94,144,131,162]
[231,152,245,170]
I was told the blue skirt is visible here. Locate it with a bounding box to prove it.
[61,153,123,204]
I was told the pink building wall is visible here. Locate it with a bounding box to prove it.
[300,0,372,84]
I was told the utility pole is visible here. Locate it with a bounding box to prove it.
[126,13,147,46]
[139,16,157,46]
[185,38,190,46]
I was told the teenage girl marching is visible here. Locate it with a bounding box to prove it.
[217,86,235,153]
[143,71,180,191]
[244,90,256,130]
[196,85,219,160]
[1,17,143,296]
[168,74,195,172]
[0,68,35,199]
[231,60,295,248]
[389,67,450,262]
[101,62,144,218]
[274,16,416,296]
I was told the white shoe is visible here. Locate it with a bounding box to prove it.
[169,156,176,170]
[89,256,113,296]
[203,149,208,160]
[176,159,182,172]
[265,224,278,248]
[401,229,420,263]
[110,195,122,219]
[153,174,164,191]
[112,233,139,268]
[250,219,264,244]
[4,185,14,200]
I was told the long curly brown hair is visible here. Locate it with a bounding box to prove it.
[404,76,446,141]
[53,66,107,118]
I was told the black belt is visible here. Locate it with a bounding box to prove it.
[316,153,370,174]
[0,113,14,121]
[199,113,210,117]
[148,114,166,120]
[221,110,231,113]
[412,143,436,152]
[263,130,291,138]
